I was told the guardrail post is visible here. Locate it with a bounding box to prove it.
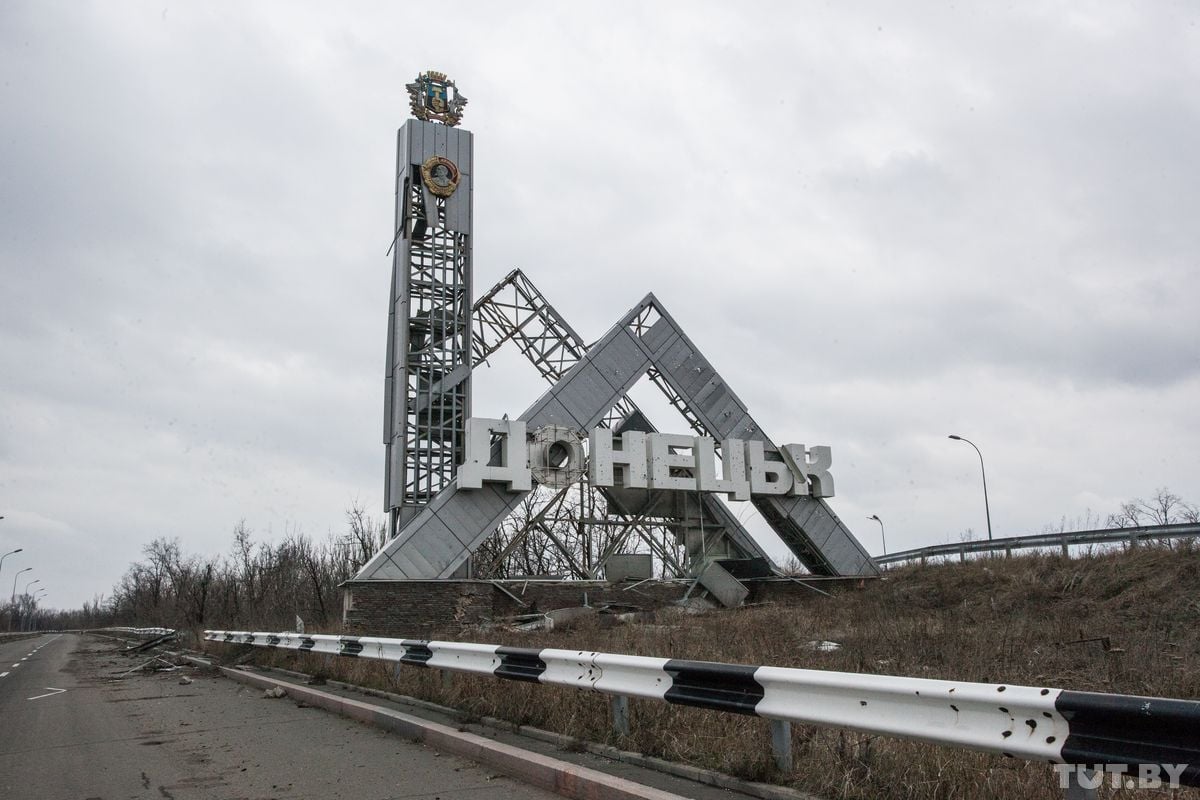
[609,694,630,736]
[770,719,793,773]
[1064,767,1098,799]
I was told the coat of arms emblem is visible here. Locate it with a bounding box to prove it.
[406,71,468,127]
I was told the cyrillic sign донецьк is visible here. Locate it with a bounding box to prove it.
[457,417,834,499]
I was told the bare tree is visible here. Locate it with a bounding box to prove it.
[1107,488,1199,528]
[344,500,388,571]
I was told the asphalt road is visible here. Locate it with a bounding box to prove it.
[0,633,560,799]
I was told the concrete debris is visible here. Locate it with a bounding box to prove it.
[514,615,551,632]
[594,602,641,615]
[262,686,287,699]
[671,596,718,615]
[545,606,596,629]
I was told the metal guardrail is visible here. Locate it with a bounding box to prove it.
[103,627,176,636]
[206,630,1199,790]
[875,522,1200,566]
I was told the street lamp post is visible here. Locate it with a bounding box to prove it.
[867,514,887,555]
[11,566,32,605]
[9,566,31,631]
[0,547,22,585]
[24,578,40,596]
[948,434,993,542]
[25,584,44,632]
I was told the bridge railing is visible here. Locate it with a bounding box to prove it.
[205,629,1199,792]
[875,522,1200,566]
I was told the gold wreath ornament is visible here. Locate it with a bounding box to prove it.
[420,156,460,198]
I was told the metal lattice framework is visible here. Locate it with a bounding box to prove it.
[473,270,634,430]
[468,269,766,579]
[402,188,471,506]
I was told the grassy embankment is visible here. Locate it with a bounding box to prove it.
[207,542,1200,800]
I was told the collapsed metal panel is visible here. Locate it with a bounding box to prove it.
[358,293,879,580]
[639,299,877,577]
[383,120,474,531]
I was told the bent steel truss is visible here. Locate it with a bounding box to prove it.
[470,270,769,574]
[357,292,880,581]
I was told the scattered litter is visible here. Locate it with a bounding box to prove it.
[803,640,842,652]
[262,686,287,699]
[178,675,193,685]
[1058,634,1119,652]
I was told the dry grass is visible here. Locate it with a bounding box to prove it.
[207,542,1200,800]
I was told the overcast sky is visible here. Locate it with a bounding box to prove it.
[2,2,1198,610]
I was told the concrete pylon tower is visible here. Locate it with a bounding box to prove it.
[383,71,474,535]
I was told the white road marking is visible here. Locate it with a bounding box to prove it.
[27,687,67,701]
[11,663,19,668]
[0,671,8,677]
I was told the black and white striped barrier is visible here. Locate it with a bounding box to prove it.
[205,630,1199,788]
[105,627,176,636]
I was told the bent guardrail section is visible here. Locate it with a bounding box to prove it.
[205,630,1199,788]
